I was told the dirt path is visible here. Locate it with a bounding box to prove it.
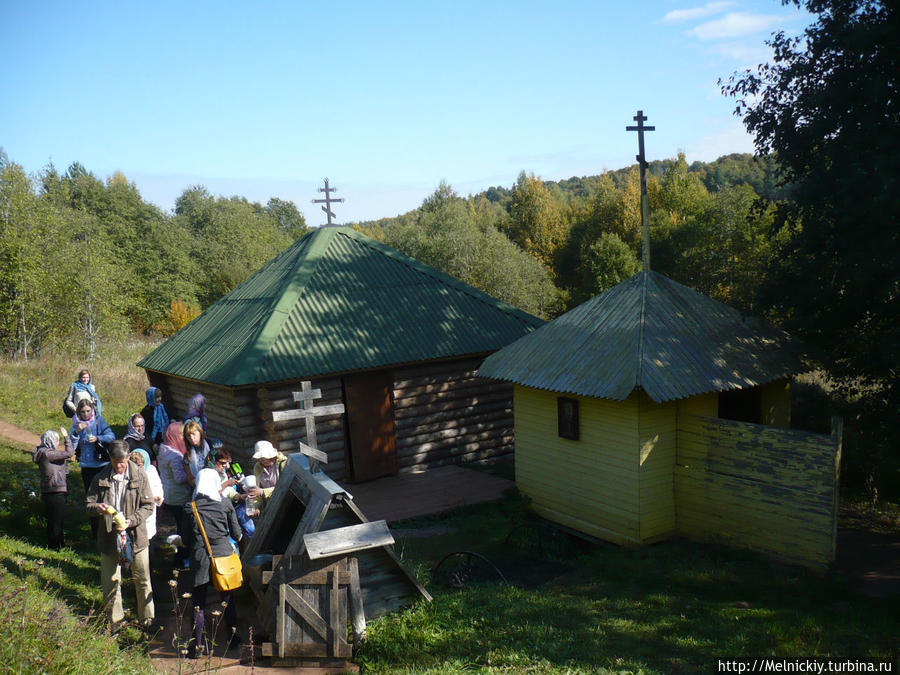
[0,419,40,448]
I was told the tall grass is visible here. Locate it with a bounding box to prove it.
[0,338,159,437]
[0,556,153,674]
[0,439,153,673]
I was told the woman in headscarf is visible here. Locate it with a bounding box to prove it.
[182,420,210,488]
[183,468,242,657]
[183,393,208,433]
[124,413,154,462]
[33,427,76,549]
[157,421,191,568]
[141,386,170,449]
[129,447,164,542]
[71,398,115,539]
[64,368,102,417]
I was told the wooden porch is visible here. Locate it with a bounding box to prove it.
[338,465,516,523]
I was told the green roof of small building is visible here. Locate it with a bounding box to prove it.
[477,270,803,403]
[138,226,543,386]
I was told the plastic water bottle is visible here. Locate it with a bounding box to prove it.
[243,475,259,517]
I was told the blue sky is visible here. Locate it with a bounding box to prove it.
[0,1,810,223]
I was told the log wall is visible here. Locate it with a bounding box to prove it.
[392,358,515,474]
[148,356,515,481]
[145,372,263,459]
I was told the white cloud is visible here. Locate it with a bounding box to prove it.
[661,2,735,24]
[712,41,771,64]
[688,12,783,40]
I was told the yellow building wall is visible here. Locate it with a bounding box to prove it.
[635,391,718,541]
[637,393,676,541]
[513,386,641,544]
[680,392,718,418]
[760,378,791,428]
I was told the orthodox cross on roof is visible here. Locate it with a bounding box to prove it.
[271,381,345,473]
[312,178,345,227]
[626,110,655,271]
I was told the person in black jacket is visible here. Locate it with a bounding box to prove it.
[183,468,242,657]
[123,413,154,461]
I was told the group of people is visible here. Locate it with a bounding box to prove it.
[32,369,290,655]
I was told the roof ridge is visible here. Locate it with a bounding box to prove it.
[238,227,337,383]
[340,227,542,325]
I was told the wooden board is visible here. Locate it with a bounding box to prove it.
[304,521,395,560]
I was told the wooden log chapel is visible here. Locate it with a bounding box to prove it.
[138,226,543,482]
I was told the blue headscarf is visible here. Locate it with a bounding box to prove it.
[132,447,151,471]
[145,387,169,439]
[73,371,101,415]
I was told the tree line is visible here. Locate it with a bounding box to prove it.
[0,155,307,359]
[359,152,783,318]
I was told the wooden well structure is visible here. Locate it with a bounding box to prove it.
[242,453,432,665]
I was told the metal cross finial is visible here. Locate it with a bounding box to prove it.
[312,178,345,227]
[626,110,656,271]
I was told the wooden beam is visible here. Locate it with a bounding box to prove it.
[304,521,395,560]
[272,403,346,422]
[330,568,340,656]
[283,585,329,640]
[241,459,300,562]
[348,556,366,639]
[299,441,329,465]
[293,388,323,402]
[284,496,332,557]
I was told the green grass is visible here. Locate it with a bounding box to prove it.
[358,496,900,674]
[0,440,154,674]
[0,338,159,437]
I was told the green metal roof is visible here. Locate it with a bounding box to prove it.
[138,227,543,386]
[477,270,803,403]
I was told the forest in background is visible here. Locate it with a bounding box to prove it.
[0,153,308,359]
[357,152,785,318]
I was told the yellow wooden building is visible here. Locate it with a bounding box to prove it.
[479,271,841,566]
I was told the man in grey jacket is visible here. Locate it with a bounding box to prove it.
[85,440,155,627]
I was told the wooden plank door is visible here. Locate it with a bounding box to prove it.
[343,370,397,482]
[265,556,353,662]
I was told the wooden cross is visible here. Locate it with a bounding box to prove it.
[626,110,655,271]
[312,178,344,227]
[271,381,345,472]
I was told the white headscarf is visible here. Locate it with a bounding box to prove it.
[193,468,222,502]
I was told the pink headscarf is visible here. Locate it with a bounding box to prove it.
[162,421,187,456]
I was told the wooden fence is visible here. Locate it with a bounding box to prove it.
[674,414,842,568]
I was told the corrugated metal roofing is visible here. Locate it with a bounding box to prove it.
[138,227,543,386]
[477,270,803,403]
